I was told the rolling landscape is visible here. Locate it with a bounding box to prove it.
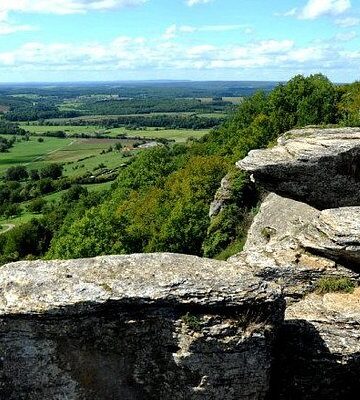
[0,80,270,238]
[1,0,360,398]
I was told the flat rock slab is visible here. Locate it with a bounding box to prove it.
[237,127,360,209]
[0,253,284,400]
[0,253,281,315]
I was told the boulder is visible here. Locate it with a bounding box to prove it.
[229,193,358,301]
[0,253,284,400]
[300,207,360,269]
[237,127,360,209]
[272,289,360,399]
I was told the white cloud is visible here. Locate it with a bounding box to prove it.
[0,0,147,16]
[162,24,252,39]
[185,0,213,6]
[281,0,351,20]
[0,8,38,35]
[162,25,177,40]
[0,22,36,35]
[300,0,351,19]
[334,30,357,41]
[335,16,360,26]
[0,36,347,74]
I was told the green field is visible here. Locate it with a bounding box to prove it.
[0,135,74,174]
[21,124,210,142]
[106,127,209,142]
[20,124,104,136]
[0,135,132,176]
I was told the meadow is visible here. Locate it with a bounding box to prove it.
[21,124,210,142]
[0,134,132,176]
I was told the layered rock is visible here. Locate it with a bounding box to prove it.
[300,207,360,268]
[235,127,360,399]
[229,193,358,301]
[237,127,360,209]
[0,253,284,400]
[273,290,360,399]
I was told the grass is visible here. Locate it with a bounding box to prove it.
[21,124,105,136]
[20,124,210,143]
[315,277,356,294]
[106,127,209,142]
[215,238,246,261]
[0,135,73,174]
[0,135,132,177]
[0,211,40,227]
[181,312,202,331]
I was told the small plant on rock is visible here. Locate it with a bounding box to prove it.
[316,277,356,294]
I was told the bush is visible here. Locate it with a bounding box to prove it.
[28,198,46,214]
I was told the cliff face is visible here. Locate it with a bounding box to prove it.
[237,127,360,399]
[1,127,360,399]
[0,253,284,400]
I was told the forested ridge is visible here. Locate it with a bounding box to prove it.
[1,74,360,264]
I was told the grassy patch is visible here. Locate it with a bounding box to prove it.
[181,312,202,331]
[214,238,246,261]
[316,277,356,294]
[21,124,210,143]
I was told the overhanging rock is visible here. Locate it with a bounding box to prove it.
[237,127,360,209]
[0,253,284,400]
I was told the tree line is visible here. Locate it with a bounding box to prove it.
[1,74,360,265]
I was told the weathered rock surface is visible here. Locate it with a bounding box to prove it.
[300,207,360,268]
[229,193,358,301]
[209,173,233,217]
[0,253,284,400]
[272,289,360,399]
[237,127,360,209]
[234,125,360,399]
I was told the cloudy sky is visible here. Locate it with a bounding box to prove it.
[0,0,359,82]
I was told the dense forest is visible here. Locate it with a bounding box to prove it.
[1,74,360,265]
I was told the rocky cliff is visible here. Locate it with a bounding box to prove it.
[0,253,284,400]
[1,127,360,399]
[238,127,360,399]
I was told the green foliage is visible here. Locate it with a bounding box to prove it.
[5,74,360,264]
[316,277,356,294]
[39,163,63,180]
[181,313,201,331]
[27,198,46,213]
[337,81,360,126]
[5,166,28,182]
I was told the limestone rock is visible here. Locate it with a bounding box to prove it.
[237,127,360,209]
[0,253,280,314]
[272,289,360,399]
[0,253,284,400]
[300,207,360,268]
[209,173,232,217]
[229,193,358,301]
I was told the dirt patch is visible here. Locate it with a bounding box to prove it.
[0,105,10,113]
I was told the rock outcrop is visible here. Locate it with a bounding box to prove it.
[235,127,360,399]
[3,126,360,399]
[229,193,358,301]
[237,127,360,209]
[273,289,360,399]
[0,253,284,400]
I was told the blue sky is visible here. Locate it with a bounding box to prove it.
[0,0,359,82]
